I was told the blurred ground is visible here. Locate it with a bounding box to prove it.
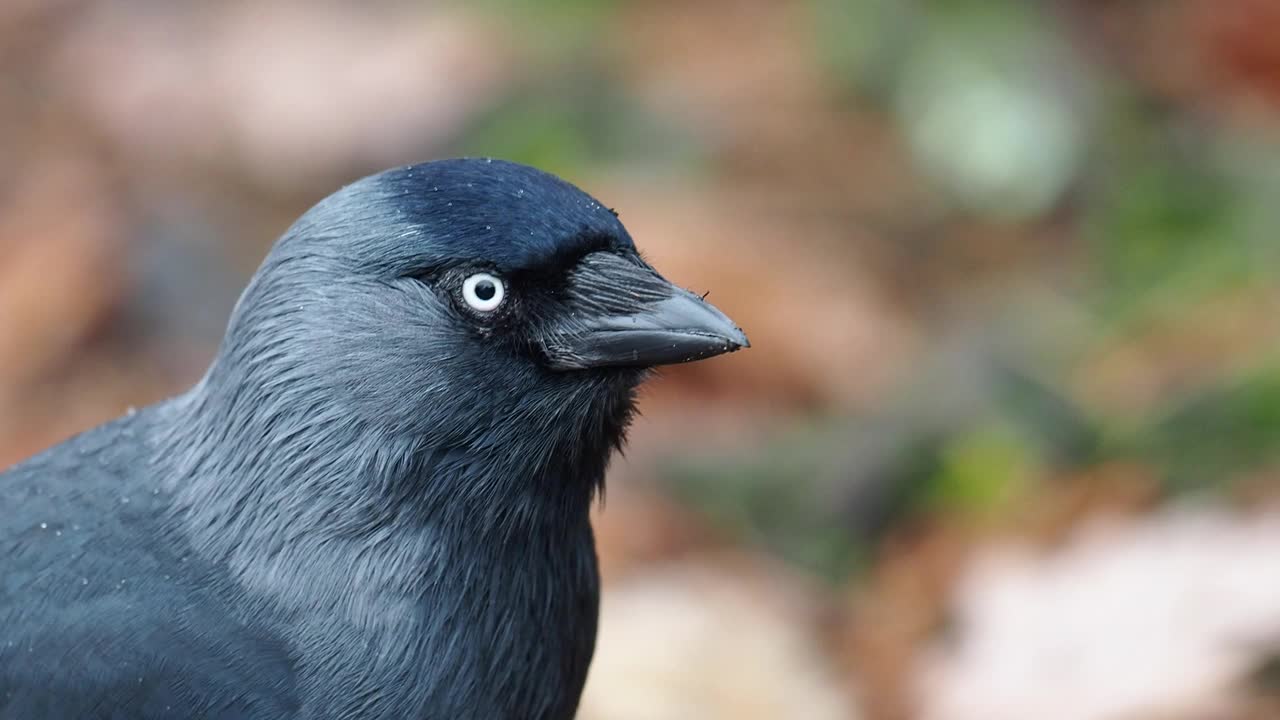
[4,1,1280,718]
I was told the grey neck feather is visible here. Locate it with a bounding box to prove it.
[150,332,636,629]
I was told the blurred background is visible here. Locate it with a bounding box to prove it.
[4,0,1280,718]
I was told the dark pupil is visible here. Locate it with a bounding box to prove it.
[474,280,496,301]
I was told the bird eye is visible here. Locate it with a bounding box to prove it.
[461,272,505,312]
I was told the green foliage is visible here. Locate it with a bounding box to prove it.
[660,422,869,583]
[926,423,1035,517]
[1086,118,1247,320]
[468,0,619,51]
[452,78,701,179]
[809,0,915,101]
[1133,362,1280,492]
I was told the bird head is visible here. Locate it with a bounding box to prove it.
[207,159,748,453]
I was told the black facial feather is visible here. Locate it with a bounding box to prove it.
[0,158,746,720]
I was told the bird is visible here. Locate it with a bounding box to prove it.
[0,158,748,719]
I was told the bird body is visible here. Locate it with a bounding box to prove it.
[0,159,746,718]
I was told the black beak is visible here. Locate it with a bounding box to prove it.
[541,251,749,371]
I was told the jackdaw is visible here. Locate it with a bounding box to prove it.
[0,159,748,719]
